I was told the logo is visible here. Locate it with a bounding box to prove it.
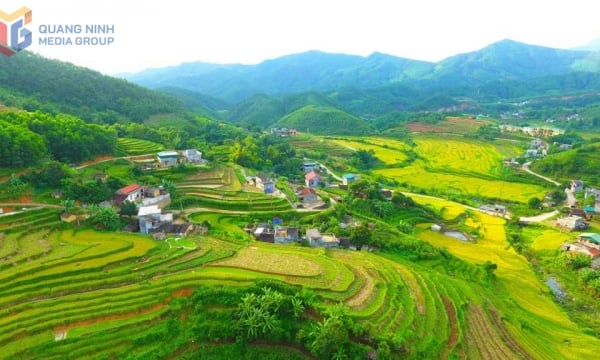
[0,7,32,57]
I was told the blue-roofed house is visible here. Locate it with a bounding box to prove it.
[157,151,179,167]
[342,173,360,186]
[578,233,600,250]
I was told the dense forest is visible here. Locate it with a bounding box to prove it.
[0,111,116,166]
[0,52,183,123]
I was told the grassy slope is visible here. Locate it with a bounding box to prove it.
[275,105,375,135]
[530,142,600,186]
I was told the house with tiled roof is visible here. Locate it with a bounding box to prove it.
[305,171,321,188]
[297,187,319,205]
[113,184,142,205]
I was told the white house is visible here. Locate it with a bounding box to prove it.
[138,205,173,234]
[182,149,202,163]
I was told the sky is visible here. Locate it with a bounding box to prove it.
[3,0,600,75]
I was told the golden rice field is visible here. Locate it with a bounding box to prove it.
[368,136,548,202]
[525,228,572,251]
[212,247,323,276]
[413,196,596,358]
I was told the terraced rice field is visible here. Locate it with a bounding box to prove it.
[2,203,599,359]
[413,196,598,358]
[329,137,408,164]
[370,136,548,202]
[176,165,292,212]
[288,134,353,158]
[406,116,492,134]
[117,138,164,155]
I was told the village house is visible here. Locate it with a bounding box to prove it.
[152,223,194,239]
[530,138,543,148]
[181,149,203,163]
[561,243,600,259]
[342,173,359,186]
[525,149,539,158]
[585,187,600,200]
[306,228,339,248]
[556,215,589,231]
[305,171,321,188]
[340,215,361,229]
[274,226,299,244]
[140,188,171,208]
[138,205,173,234]
[577,233,600,250]
[113,184,142,205]
[157,151,179,167]
[570,180,584,193]
[254,222,275,243]
[297,187,320,206]
[503,158,520,167]
[301,161,320,173]
[558,144,573,151]
[255,173,276,194]
[270,127,297,137]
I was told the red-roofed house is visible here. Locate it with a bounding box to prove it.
[298,187,319,205]
[114,184,142,205]
[305,171,321,188]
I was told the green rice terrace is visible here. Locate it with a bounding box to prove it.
[117,138,165,156]
[174,165,292,212]
[2,193,600,359]
[1,131,599,359]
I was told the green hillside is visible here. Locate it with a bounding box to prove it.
[530,142,600,186]
[275,105,375,135]
[226,92,335,127]
[0,52,183,123]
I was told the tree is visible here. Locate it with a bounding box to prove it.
[550,190,567,204]
[564,253,591,270]
[7,173,27,196]
[161,179,177,200]
[93,206,121,231]
[397,220,414,234]
[482,261,497,274]
[528,197,542,209]
[350,224,371,251]
[120,201,138,218]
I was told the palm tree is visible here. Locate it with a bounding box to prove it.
[291,297,305,318]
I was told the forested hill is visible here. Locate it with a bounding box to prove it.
[125,39,599,103]
[275,105,375,135]
[0,52,184,123]
[530,142,600,186]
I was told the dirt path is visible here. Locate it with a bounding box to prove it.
[0,202,63,209]
[316,163,343,182]
[522,162,561,186]
[75,153,156,170]
[519,210,559,224]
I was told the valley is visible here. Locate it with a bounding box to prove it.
[1,43,600,359]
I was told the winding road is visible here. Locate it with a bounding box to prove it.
[522,162,561,186]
